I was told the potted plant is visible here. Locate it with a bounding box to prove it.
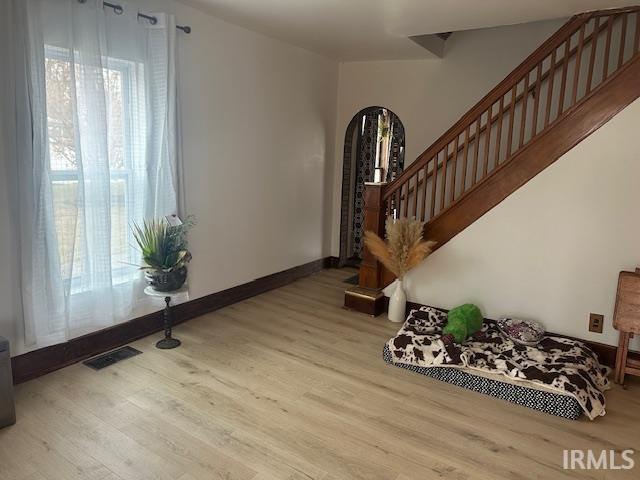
[132,217,194,292]
[364,217,436,322]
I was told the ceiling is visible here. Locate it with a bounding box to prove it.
[180,0,640,61]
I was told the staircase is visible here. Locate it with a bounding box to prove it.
[346,6,640,313]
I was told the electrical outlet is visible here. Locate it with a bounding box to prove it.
[589,313,604,333]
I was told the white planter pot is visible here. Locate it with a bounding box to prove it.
[388,279,406,323]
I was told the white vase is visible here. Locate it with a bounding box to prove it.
[388,279,406,323]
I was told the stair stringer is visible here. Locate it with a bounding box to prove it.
[380,55,640,287]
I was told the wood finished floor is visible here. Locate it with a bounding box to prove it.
[1,268,639,480]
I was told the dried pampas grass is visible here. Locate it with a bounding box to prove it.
[364,217,436,279]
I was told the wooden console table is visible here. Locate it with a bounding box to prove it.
[613,269,640,384]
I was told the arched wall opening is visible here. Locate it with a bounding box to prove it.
[338,106,405,267]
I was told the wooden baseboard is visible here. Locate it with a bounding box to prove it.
[324,256,340,268]
[11,257,330,384]
[386,299,638,369]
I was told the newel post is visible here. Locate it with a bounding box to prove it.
[343,182,387,316]
[359,182,387,289]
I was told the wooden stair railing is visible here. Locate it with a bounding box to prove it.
[356,7,640,293]
[399,17,618,205]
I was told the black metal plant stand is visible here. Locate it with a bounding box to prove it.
[156,296,181,349]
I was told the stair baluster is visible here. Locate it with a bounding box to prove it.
[352,7,640,295]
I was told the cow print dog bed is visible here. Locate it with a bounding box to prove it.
[385,307,610,420]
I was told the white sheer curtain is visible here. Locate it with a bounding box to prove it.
[12,0,180,347]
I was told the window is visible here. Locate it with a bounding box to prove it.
[45,45,146,293]
[15,4,178,346]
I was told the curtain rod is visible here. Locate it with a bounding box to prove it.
[78,0,192,34]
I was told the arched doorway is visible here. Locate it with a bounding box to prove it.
[339,107,405,267]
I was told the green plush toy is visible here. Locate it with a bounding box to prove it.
[442,304,483,344]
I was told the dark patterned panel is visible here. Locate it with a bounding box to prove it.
[388,114,405,182]
[338,123,357,266]
[352,111,379,257]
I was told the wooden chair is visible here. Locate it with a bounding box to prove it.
[613,269,640,384]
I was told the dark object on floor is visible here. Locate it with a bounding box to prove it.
[382,345,582,420]
[344,274,359,285]
[0,337,15,428]
[157,295,181,349]
[83,346,142,370]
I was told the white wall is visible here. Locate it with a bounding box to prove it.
[330,19,566,256]
[0,0,338,356]
[387,98,640,349]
